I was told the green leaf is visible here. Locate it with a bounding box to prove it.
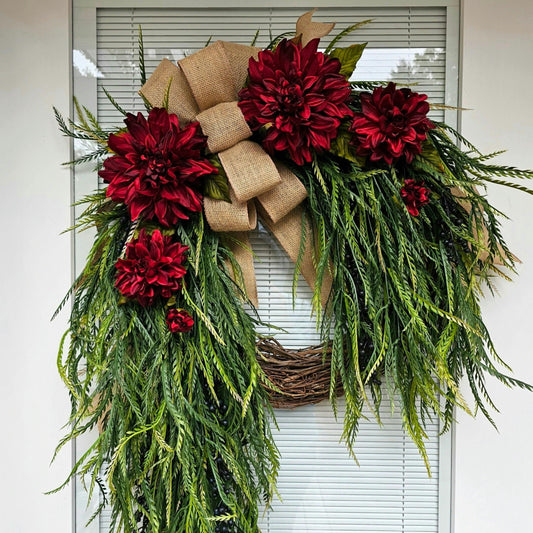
[415,139,453,178]
[138,25,146,86]
[204,157,231,202]
[330,123,365,165]
[162,77,173,111]
[328,43,367,79]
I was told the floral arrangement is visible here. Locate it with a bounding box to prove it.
[53,11,533,533]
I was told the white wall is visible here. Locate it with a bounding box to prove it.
[456,1,533,532]
[0,1,72,532]
[1,1,532,532]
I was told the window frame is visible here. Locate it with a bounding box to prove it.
[71,2,460,531]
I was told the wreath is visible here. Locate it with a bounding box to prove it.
[53,11,533,533]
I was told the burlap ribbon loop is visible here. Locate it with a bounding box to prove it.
[197,102,252,154]
[260,163,309,224]
[204,189,257,233]
[140,11,335,307]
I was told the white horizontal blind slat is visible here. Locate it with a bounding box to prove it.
[94,6,446,129]
[89,6,448,532]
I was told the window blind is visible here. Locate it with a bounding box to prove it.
[95,7,446,129]
[83,6,450,532]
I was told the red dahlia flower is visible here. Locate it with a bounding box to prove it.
[166,308,194,333]
[351,83,435,165]
[238,38,353,165]
[99,108,217,227]
[115,229,188,306]
[400,179,430,216]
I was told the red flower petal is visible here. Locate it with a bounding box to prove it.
[166,308,194,333]
[400,179,431,216]
[351,83,435,165]
[98,109,217,226]
[115,229,189,306]
[238,38,352,165]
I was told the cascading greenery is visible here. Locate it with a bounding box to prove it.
[294,110,533,466]
[52,188,279,532]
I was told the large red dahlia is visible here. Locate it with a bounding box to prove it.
[238,38,353,165]
[115,229,188,306]
[99,108,217,227]
[351,83,435,165]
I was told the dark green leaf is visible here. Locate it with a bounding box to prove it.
[416,139,452,177]
[328,43,367,79]
[204,158,231,202]
[330,123,365,165]
[162,77,173,111]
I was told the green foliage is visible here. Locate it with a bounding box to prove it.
[54,104,113,168]
[55,18,533,524]
[328,43,367,79]
[162,77,173,111]
[329,122,365,165]
[204,157,231,202]
[54,194,279,532]
[325,19,372,54]
[265,32,295,51]
[54,103,109,145]
[103,87,128,117]
[250,30,259,47]
[417,139,451,176]
[290,122,533,466]
[138,26,147,86]
[350,80,391,91]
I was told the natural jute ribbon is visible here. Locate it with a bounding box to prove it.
[139,11,334,307]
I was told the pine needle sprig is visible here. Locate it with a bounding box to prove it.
[54,106,120,170]
[138,26,147,86]
[265,31,295,51]
[103,87,129,117]
[325,19,372,54]
[350,80,391,91]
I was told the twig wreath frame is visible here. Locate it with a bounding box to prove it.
[53,11,533,533]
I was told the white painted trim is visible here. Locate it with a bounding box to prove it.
[72,10,102,529]
[438,410,454,533]
[438,10,460,531]
[76,0,459,8]
[72,7,99,279]
[444,5,460,128]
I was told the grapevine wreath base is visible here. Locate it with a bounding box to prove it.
[53,10,533,533]
[256,338,344,409]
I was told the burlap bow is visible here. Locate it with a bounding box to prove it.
[140,12,334,307]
